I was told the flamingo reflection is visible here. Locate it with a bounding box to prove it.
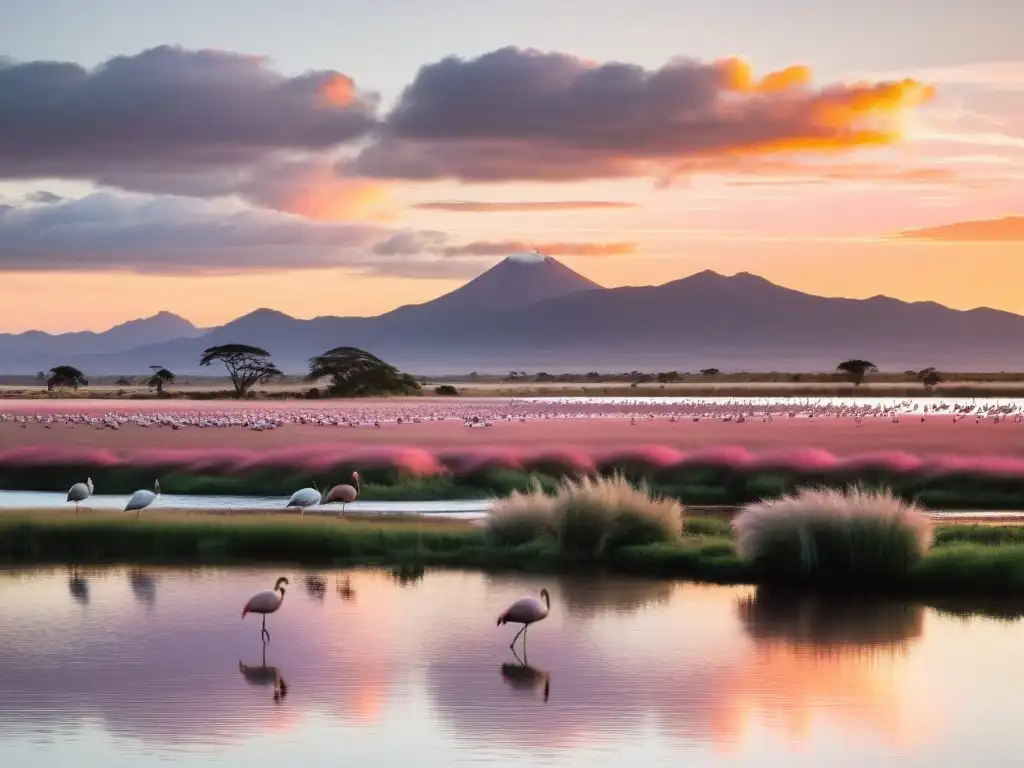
[336,576,356,601]
[239,644,288,703]
[128,569,157,606]
[67,567,89,606]
[500,648,550,702]
[304,574,328,602]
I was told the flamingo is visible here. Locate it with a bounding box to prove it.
[324,471,360,513]
[287,482,322,515]
[242,576,289,642]
[497,588,550,653]
[66,477,94,514]
[125,479,161,518]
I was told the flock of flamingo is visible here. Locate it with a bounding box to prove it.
[241,575,551,657]
[6,396,1024,432]
[65,472,362,514]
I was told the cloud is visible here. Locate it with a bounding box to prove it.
[0,46,379,199]
[23,190,63,204]
[0,192,619,279]
[440,240,636,257]
[351,47,934,183]
[892,215,1024,242]
[412,200,636,212]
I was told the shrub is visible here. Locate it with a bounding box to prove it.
[485,474,683,557]
[732,485,933,584]
[486,480,556,546]
[434,384,459,396]
[552,474,682,557]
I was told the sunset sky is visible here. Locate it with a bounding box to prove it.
[1,0,1021,333]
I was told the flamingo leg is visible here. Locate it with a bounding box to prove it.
[261,614,270,643]
[509,624,526,650]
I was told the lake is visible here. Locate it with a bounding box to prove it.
[1,567,1021,767]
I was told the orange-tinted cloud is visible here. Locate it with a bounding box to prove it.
[441,240,637,257]
[353,48,934,183]
[892,215,1024,242]
[412,200,636,212]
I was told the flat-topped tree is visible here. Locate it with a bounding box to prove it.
[47,365,87,391]
[148,366,176,393]
[307,346,421,397]
[837,359,879,386]
[199,344,282,398]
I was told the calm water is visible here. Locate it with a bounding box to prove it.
[1,567,1022,767]
[0,491,490,519]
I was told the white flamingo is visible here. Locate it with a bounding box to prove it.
[287,483,322,514]
[125,479,160,518]
[242,576,289,642]
[324,471,360,513]
[66,477,94,514]
[497,588,551,653]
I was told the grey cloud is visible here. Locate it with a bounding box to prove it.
[0,46,378,195]
[352,46,929,182]
[0,193,549,279]
[412,200,636,212]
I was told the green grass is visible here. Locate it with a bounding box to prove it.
[7,509,1024,598]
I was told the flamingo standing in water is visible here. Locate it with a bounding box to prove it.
[497,588,550,653]
[125,480,160,518]
[66,477,93,514]
[242,576,289,642]
[325,472,360,513]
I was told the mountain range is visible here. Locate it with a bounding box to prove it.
[2,253,1023,375]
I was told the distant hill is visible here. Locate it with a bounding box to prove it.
[0,311,203,371]
[3,257,1024,375]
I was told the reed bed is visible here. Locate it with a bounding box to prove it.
[5,444,1024,510]
[5,505,1024,597]
[487,474,683,557]
[732,486,933,584]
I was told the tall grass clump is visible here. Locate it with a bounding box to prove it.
[553,474,683,557]
[486,480,557,546]
[732,485,934,585]
[485,474,683,557]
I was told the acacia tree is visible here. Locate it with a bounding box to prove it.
[199,344,282,398]
[47,365,88,391]
[307,346,421,397]
[836,359,878,386]
[919,367,942,391]
[148,366,176,393]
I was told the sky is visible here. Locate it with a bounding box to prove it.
[0,0,1021,333]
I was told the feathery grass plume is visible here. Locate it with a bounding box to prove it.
[553,474,683,556]
[486,479,556,546]
[732,485,933,584]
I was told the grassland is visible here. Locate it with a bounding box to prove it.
[6,369,1024,398]
[5,510,1024,599]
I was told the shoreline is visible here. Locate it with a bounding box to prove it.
[3,512,1024,599]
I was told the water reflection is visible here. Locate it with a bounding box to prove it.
[336,575,355,601]
[303,574,327,602]
[737,587,924,650]
[128,568,157,606]
[1,567,1022,764]
[500,648,550,702]
[67,567,88,605]
[554,573,673,617]
[238,644,288,703]
[390,563,425,587]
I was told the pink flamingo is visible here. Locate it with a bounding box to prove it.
[497,588,551,652]
[324,471,360,513]
[242,576,289,642]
